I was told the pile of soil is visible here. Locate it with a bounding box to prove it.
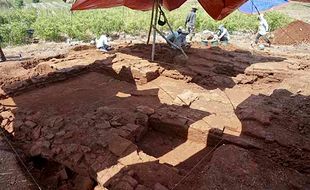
[272,20,310,45]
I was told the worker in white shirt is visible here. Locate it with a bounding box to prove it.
[255,14,271,46]
[96,34,112,52]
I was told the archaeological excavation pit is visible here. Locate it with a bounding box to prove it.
[0,43,309,190]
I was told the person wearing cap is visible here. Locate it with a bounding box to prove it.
[217,25,230,42]
[255,14,271,46]
[185,7,197,41]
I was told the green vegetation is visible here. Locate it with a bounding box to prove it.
[0,2,293,47]
[0,0,13,8]
[14,0,24,8]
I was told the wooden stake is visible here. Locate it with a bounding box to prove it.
[0,47,6,62]
[151,0,159,61]
[147,0,155,45]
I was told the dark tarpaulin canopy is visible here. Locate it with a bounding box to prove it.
[71,0,247,20]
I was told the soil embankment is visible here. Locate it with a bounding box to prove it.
[272,20,310,45]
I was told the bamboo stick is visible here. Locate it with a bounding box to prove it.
[151,0,159,61]
[146,0,156,45]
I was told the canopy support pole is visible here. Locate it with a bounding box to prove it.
[151,0,159,61]
[147,0,155,45]
[154,4,188,59]
[250,0,260,15]
[0,47,6,62]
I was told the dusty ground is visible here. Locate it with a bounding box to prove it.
[0,40,310,190]
[278,1,310,24]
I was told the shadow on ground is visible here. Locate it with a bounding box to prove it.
[103,89,310,190]
[117,43,286,90]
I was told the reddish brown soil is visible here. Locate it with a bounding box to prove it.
[272,20,310,45]
[0,43,310,190]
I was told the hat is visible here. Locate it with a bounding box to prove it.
[192,7,198,10]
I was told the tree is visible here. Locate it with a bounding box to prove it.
[32,0,40,3]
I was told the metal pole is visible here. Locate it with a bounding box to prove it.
[151,0,159,61]
[0,47,6,62]
[147,0,155,44]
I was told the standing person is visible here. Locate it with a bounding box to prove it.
[255,14,271,46]
[217,25,230,42]
[185,7,197,41]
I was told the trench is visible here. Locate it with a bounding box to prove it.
[0,44,309,189]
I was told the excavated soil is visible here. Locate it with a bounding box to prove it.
[0,43,310,190]
[272,20,310,45]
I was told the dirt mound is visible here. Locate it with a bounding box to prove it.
[272,20,310,45]
[71,45,95,51]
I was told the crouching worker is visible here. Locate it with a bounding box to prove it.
[166,28,190,49]
[217,25,230,42]
[96,34,113,52]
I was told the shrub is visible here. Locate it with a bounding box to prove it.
[33,15,63,41]
[14,0,23,8]
[265,11,293,31]
[0,22,28,45]
[0,9,38,46]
